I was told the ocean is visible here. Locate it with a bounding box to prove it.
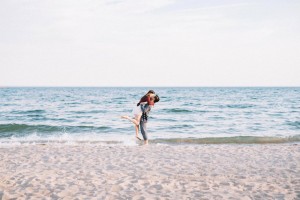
[0,87,299,146]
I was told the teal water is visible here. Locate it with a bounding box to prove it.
[0,87,300,145]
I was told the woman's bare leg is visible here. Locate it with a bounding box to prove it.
[134,125,141,139]
[121,115,142,139]
[121,115,141,126]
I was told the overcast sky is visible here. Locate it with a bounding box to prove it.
[1,0,299,87]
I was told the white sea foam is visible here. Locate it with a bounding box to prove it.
[0,132,140,147]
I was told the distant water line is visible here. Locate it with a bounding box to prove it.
[0,87,300,145]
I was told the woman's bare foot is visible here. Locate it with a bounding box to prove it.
[121,115,130,119]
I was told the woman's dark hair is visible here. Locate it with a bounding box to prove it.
[147,90,155,94]
[154,95,160,103]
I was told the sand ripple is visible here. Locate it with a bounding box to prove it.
[0,144,299,199]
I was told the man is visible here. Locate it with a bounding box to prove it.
[139,95,159,145]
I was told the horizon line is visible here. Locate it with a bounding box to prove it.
[1,85,300,88]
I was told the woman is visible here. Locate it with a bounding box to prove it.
[122,90,159,142]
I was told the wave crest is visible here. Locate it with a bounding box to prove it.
[0,123,111,136]
[153,136,300,144]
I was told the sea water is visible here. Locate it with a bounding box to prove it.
[0,87,299,145]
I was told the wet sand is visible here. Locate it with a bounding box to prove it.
[0,144,299,199]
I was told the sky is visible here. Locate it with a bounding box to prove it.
[0,0,299,87]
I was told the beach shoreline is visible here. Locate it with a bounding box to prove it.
[1,144,299,199]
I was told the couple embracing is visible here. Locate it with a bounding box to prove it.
[122,90,159,145]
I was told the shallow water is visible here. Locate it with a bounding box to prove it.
[0,87,299,145]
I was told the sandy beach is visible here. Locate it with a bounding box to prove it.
[0,144,299,199]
